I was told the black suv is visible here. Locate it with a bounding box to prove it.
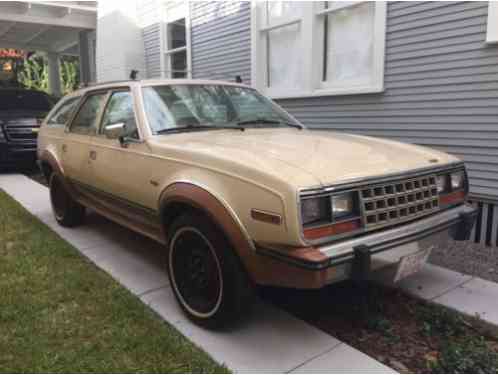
[0,88,54,168]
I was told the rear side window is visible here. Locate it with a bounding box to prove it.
[70,93,107,135]
[0,90,53,111]
[46,96,81,127]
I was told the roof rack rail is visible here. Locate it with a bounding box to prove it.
[79,79,134,88]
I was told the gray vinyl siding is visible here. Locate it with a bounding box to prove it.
[276,1,498,200]
[184,1,498,200]
[142,23,161,79]
[137,0,161,79]
[190,1,251,83]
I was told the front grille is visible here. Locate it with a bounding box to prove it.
[5,119,39,142]
[360,174,439,228]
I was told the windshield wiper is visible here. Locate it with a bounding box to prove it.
[156,124,244,134]
[237,118,303,130]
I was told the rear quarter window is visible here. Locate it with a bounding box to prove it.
[46,96,81,127]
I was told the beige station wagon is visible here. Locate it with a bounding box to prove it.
[37,79,477,327]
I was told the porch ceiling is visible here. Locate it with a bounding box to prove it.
[0,1,96,54]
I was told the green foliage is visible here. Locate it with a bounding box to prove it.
[60,55,80,94]
[417,304,466,338]
[16,53,80,95]
[17,55,48,92]
[430,337,498,373]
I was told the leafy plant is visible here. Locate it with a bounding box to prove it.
[430,337,498,373]
[16,52,80,95]
[17,55,48,92]
[417,304,466,338]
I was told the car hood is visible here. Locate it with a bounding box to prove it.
[149,128,460,189]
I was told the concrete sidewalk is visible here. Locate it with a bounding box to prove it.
[0,174,393,373]
[398,263,498,328]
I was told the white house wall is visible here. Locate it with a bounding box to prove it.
[96,0,145,81]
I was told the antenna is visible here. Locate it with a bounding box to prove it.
[130,70,139,80]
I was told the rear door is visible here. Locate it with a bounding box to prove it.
[62,91,108,186]
[38,95,81,160]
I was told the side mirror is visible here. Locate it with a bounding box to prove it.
[104,122,125,140]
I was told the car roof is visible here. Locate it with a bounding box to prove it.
[73,78,253,96]
[0,87,49,95]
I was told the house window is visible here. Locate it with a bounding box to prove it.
[251,1,387,98]
[487,1,498,44]
[161,1,191,78]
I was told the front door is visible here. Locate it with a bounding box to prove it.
[89,89,156,213]
[62,92,108,187]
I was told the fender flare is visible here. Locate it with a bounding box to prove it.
[39,150,64,177]
[158,181,256,277]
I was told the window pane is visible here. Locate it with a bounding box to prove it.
[167,18,186,50]
[47,97,80,126]
[325,2,374,83]
[268,23,303,90]
[170,50,187,78]
[101,91,138,139]
[71,93,106,135]
[267,1,303,26]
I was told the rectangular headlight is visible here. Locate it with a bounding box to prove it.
[332,192,356,220]
[301,196,330,225]
[436,175,449,193]
[451,171,465,190]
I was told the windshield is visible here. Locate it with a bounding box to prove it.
[0,90,53,111]
[142,84,301,133]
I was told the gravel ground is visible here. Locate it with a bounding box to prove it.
[430,240,498,283]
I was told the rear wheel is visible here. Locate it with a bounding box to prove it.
[167,213,254,329]
[49,173,85,227]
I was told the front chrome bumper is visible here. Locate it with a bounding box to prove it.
[322,203,477,284]
[256,203,477,288]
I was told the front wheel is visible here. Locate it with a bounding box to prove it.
[167,213,254,329]
[49,173,85,227]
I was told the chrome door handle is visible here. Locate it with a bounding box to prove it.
[62,144,67,153]
[89,150,97,160]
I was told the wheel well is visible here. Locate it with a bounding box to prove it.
[162,201,202,236]
[40,161,53,183]
[161,199,255,285]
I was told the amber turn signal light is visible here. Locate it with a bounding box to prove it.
[251,209,282,225]
[439,190,465,206]
[304,218,361,240]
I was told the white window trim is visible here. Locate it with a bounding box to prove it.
[487,1,498,44]
[159,1,192,79]
[251,1,387,99]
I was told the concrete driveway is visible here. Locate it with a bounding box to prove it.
[0,173,393,373]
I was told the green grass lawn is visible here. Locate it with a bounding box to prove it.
[0,189,228,373]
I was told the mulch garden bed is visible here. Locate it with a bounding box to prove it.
[262,281,498,373]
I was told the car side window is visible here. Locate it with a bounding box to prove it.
[46,96,81,127]
[100,91,139,139]
[70,93,107,135]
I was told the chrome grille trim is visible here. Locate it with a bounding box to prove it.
[5,120,39,141]
[360,174,439,228]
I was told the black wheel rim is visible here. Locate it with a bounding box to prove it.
[50,176,68,220]
[170,228,222,317]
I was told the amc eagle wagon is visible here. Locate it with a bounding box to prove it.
[37,79,477,327]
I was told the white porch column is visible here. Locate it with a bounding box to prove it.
[79,30,92,84]
[47,52,62,97]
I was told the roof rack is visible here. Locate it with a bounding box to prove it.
[79,79,135,88]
